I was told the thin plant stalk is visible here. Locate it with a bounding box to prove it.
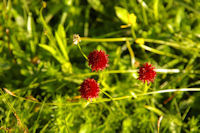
[77,43,88,60]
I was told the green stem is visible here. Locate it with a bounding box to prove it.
[99,71,113,100]
[79,37,197,52]
[143,38,198,52]
[139,44,188,62]
[153,0,159,20]
[175,1,200,16]
[126,40,135,67]
[144,81,150,93]
[141,1,148,25]
[0,88,28,132]
[91,88,200,103]
[0,88,15,113]
[143,38,184,49]
[131,26,136,39]
[101,90,113,100]
[77,43,88,60]
[67,69,200,79]
[68,69,137,78]
[80,37,133,42]
[3,88,200,107]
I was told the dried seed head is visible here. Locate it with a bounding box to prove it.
[73,34,81,45]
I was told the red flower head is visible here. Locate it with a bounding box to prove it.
[79,78,100,100]
[88,50,109,71]
[138,63,156,84]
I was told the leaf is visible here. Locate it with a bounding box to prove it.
[55,32,69,61]
[153,0,159,20]
[144,105,164,116]
[39,44,57,56]
[115,6,129,24]
[4,88,16,96]
[122,118,132,132]
[57,24,66,45]
[0,58,11,71]
[26,96,39,102]
[61,62,72,73]
[39,44,65,63]
[129,13,137,28]
[87,0,104,13]
[115,6,137,27]
[175,7,184,29]
[27,13,33,36]
[157,116,163,133]
[79,123,91,133]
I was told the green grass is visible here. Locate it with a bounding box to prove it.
[1,0,200,132]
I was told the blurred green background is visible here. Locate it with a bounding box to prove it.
[1,0,200,132]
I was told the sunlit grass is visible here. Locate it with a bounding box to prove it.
[1,0,200,132]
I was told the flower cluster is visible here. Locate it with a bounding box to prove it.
[75,34,157,100]
[138,63,156,84]
[79,78,100,100]
[88,50,109,72]
[79,49,109,100]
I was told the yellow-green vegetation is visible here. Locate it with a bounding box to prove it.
[1,0,200,132]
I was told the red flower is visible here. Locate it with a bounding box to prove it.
[138,63,156,83]
[79,78,100,100]
[88,50,109,71]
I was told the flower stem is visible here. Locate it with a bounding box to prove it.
[144,81,149,93]
[80,37,133,42]
[100,89,113,100]
[126,40,135,67]
[77,43,88,60]
[131,26,136,39]
[3,88,200,107]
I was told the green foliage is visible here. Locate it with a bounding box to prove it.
[1,0,200,132]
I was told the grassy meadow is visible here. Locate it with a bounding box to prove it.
[1,0,200,132]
